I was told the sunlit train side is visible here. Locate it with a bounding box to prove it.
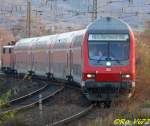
[1,17,135,103]
[51,32,73,81]
[32,36,50,76]
[14,38,40,74]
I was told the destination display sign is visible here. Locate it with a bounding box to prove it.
[88,34,129,41]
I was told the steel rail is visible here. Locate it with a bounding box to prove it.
[0,82,48,107]
[0,86,64,115]
[50,104,95,126]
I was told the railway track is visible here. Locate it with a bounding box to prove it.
[0,81,64,115]
[49,104,95,126]
[0,81,48,107]
[0,76,95,126]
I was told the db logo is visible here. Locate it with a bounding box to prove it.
[106,68,111,71]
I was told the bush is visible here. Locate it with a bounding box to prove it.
[135,31,150,77]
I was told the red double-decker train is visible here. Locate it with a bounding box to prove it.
[1,17,135,105]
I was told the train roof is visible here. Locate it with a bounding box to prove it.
[32,35,56,49]
[15,30,86,50]
[52,30,85,48]
[14,37,37,50]
[14,17,132,50]
[87,17,131,33]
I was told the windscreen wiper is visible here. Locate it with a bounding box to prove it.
[89,57,102,63]
[111,59,121,64]
[114,59,121,64]
[105,57,121,64]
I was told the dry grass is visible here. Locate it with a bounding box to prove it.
[0,111,16,125]
[2,118,27,126]
[130,30,150,111]
[135,31,150,78]
[86,114,114,126]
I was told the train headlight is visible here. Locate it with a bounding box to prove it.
[122,74,130,78]
[87,73,95,78]
[106,61,111,67]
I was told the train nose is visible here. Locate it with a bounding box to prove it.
[95,73,122,82]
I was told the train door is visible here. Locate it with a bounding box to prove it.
[31,51,34,72]
[10,47,14,69]
[28,50,32,72]
[49,38,55,78]
[50,50,54,77]
[28,45,34,73]
[70,49,73,80]
[48,49,51,76]
[70,35,83,84]
[66,50,70,79]
[66,50,69,75]
[29,39,36,73]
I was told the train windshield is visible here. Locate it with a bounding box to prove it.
[88,34,129,66]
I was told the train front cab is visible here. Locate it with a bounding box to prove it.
[82,17,135,102]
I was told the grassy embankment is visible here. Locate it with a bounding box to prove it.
[0,90,16,125]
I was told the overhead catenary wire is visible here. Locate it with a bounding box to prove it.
[0,0,149,33]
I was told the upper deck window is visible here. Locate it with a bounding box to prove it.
[88,34,129,41]
[74,35,82,47]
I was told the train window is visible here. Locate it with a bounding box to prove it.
[74,35,82,47]
[9,48,11,53]
[109,42,129,60]
[54,40,60,49]
[89,42,107,58]
[88,34,130,66]
[57,39,66,49]
[62,39,67,48]
[3,48,5,54]
[59,40,63,48]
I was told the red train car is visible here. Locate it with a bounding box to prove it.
[2,17,135,103]
[1,45,14,72]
